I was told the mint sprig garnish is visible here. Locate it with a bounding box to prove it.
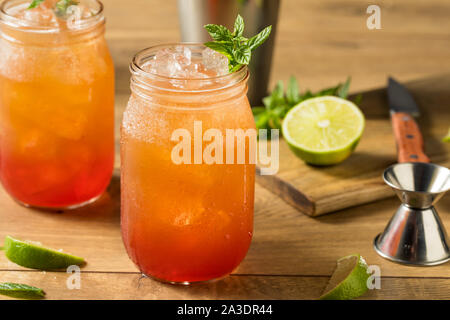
[56,0,79,13]
[55,0,79,17]
[28,0,79,17]
[253,76,362,133]
[204,14,272,73]
[28,0,45,9]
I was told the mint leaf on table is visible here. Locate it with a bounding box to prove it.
[337,77,351,98]
[286,76,300,105]
[253,106,270,130]
[253,76,361,134]
[204,14,272,72]
[28,0,45,9]
[0,283,45,300]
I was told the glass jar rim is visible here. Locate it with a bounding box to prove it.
[130,43,249,94]
[0,0,105,33]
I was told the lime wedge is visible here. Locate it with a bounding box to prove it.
[4,236,85,270]
[0,283,45,300]
[443,128,450,143]
[320,254,370,300]
[282,96,365,165]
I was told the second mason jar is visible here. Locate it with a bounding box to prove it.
[121,44,256,284]
[0,0,115,209]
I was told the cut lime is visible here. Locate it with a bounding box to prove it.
[320,254,370,300]
[0,283,45,300]
[443,128,450,143]
[282,96,365,165]
[4,236,85,270]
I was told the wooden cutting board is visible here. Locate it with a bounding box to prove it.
[256,74,450,216]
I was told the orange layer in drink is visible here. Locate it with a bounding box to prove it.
[0,1,115,208]
[121,138,255,282]
[121,45,255,283]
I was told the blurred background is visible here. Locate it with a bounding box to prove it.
[103,0,450,102]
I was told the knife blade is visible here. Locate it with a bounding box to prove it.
[387,77,429,163]
[387,77,420,116]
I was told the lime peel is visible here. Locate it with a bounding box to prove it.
[320,254,370,300]
[443,128,450,143]
[4,236,85,270]
[0,282,45,300]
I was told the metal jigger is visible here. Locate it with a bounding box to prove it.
[374,162,450,266]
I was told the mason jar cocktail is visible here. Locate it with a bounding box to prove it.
[0,0,115,209]
[121,44,255,283]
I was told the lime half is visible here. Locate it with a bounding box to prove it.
[320,254,370,300]
[282,96,365,165]
[4,236,85,270]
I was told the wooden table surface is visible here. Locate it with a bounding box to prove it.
[1,0,450,300]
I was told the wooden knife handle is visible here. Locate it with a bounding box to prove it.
[391,112,430,163]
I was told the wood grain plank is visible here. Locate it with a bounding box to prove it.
[1,177,449,278]
[0,271,448,300]
[1,0,450,301]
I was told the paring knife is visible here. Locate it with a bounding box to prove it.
[387,77,430,163]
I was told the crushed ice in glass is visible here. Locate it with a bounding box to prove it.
[142,47,229,79]
[9,1,95,30]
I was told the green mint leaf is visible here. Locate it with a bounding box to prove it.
[255,76,355,133]
[204,41,233,60]
[271,105,287,117]
[441,128,450,142]
[286,76,300,105]
[302,90,314,100]
[0,283,45,300]
[262,96,273,109]
[55,0,79,17]
[233,14,244,37]
[204,15,272,73]
[268,105,287,129]
[232,45,251,65]
[263,81,285,111]
[252,107,270,129]
[337,77,351,98]
[316,85,340,97]
[247,25,272,51]
[28,0,45,9]
[272,81,285,102]
[229,63,243,73]
[252,106,266,116]
[353,93,363,105]
[237,0,249,6]
[255,113,270,130]
[268,117,281,130]
[204,24,232,41]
